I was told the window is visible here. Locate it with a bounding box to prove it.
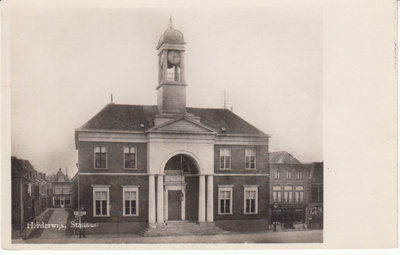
[311,185,323,203]
[275,170,280,179]
[284,186,293,202]
[94,146,107,169]
[297,170,303,179]
[245,148,256,170]
[295,186,304,202]
[286,170,292,179]
[124,147,137,169]
[123,186,139,216]
[220,148,231,170]
[218,186,233,214]
[244,186,258,214]
[63,185,70,194]
[54,185,62,195]
[272,186,282,202]
[92,185,110,216]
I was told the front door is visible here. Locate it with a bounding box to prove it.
[168,190,181,220]
[60,198,65,208]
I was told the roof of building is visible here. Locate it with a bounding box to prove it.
[157,20,185,49]
[269,151,301,164]
[11,156,45,180]
[310,162,323,183]
[49,168,70,182]
[78,104,268,137]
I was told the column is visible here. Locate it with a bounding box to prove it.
[206,175,214,222]
[156,175,164,224]
[164,187,168,222]
[198,175,206,223]
[148,175,156,225]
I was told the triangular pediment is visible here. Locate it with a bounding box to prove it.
[148,117,216,134]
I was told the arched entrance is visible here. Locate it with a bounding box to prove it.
[163,154,199,222]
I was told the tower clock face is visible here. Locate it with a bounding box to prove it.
[167,50,181,66]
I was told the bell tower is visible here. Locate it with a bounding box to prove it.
[156,18,186,115]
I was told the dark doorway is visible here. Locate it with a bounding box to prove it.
[168,190,181,220]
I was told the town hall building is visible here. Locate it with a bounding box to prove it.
[74,20,270,234]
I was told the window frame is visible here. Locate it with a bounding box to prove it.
[297,170,303,179]
[286,170,292,179]
[272,185,282,202]
[243,185,259,214]
[94,146,108,169]
[219,148,232,170]
[275,170,281,179]
[295,185,304,202]
[284,185,293,203]
[92,185,110,217]
[218,185,233,215]
[123,146,138,169]
[122,185,140,216]
[245,148,257,170]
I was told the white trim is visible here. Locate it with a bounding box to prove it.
[243,185,260,188]
[92,186,110,217]
[122,186,139,216]
[218,186,233,215]
[81,173,148,176]
[244,186,258,215]
[123,146,138,169]
[91,185,111,188]
[218,184,235,188]
[159,150,203,175]
[80,137,148,143]
[121,185,140,188]
[94,146,108,169]
[214,173,269,177]
[76,128,145,134]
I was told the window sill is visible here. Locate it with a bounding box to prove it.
[93,215,110,217]
[219,169,232,171]
[123,168,138,170]
[244,212,258,215]
[218,213,233,215]
[94,168,108,170]
[123,215,139,217]
[245,168,257,171]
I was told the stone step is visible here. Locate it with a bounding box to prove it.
[141,222,229,237]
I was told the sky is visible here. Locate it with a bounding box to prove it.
[9,3,322,177]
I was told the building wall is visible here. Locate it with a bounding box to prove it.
[214,145,268,174]
[78,141,147,173]
[78,175,149,223]
[213,176,269,220]
[269,164,312,205]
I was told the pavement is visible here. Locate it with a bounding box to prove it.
[13,208,323,244]
[16,230,323,244]
[34,208,70,239]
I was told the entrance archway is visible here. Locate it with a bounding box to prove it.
[163,154,199,222]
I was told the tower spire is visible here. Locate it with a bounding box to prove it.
[169,16,173,28]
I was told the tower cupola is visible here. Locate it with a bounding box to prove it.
[156,18,187,115]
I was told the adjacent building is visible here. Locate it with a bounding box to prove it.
[48,168,73,208]
[268,151,323,229]
[11,157,48,238]
[74,20,270,234]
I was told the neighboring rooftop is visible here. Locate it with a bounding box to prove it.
[48,168,70,182]
[78,104,268,137]
[11,156,45,179]
[269,151,301,164]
